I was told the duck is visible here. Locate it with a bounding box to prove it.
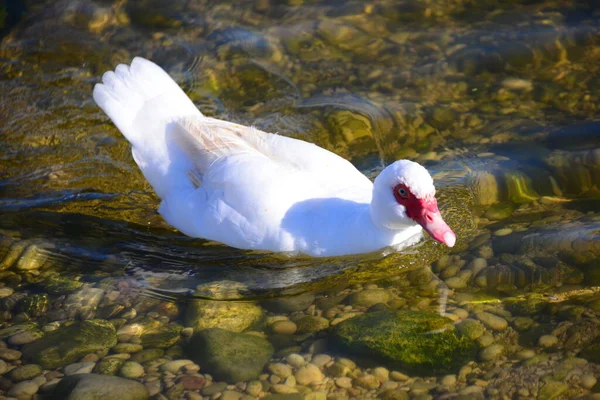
[93,57,456,257]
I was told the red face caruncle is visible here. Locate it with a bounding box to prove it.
[392,183,456,247]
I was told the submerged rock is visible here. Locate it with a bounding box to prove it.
[185,299,263,333]
[186,328,274,383]
[51,373,148,400]
[331,311,477,374]
[22,319,117,369]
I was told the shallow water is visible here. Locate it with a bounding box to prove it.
[0,0,599,399]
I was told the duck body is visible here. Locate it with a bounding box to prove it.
[93,57,454,257]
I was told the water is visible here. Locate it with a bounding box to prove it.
[0,0,599,399]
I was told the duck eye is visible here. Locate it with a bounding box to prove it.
[397,187,408,198]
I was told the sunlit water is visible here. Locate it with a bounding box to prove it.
[0,0,599,398]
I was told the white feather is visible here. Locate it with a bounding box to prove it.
[93,57,449,257]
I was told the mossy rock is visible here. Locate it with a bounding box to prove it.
[184,300,263,333]
[504,294,549,316]
[22,319,117,369]
[186,328,274,383]
[139,323,182,348]
[331,311,477,374]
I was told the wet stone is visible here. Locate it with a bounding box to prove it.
[22,319,117,369]
[9,364,42,381]
[63,287,104,319]
[475,312,508,331]
[93,357,124,375]
[187,328,274,383]
[295,316,330,333]
[185,300,263,333]
[346,289,392,307]
[64,361,95,375]
[332,311,476,374]
[52,373,149,400]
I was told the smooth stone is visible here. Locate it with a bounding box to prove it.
[475,312,508,331]
[479,344,505,361]
[581,374,597,389]
[187,328,273,383]
[268,363,293,378]
[295,316,330,333]
[372,367,389,382]
[51,373,149,400]
[222,390,245,400]
[285,354,305,368]
[0,359,7,374]
[64,361,96,376]
[185,300,263,333]
[294,364,324,386]
[9,364,43,381]
[538,335,558,348]
[537,380,568,400]
[119,361,144,379]
[8,380,39,397]
[177,374,206,390]
[130,348,164,363]
[63,287,104,319]
[441,374,457,386]
[160,359,194,374]
[262,293,316,313]
[112,343,144,353]
[246,380,263,396]
[353,373,380,389]
[335,377,352,388]
[456,319,484,340]
[93,358,125,375]
[0,348,22,361]
[0,287,14,298]
[379,389,409,400]
[9,330,44,345]
[271,320,297,335]
[311,354,331,368]
[346,289,392,307]
[22,320,117,369]
[201,381,228,396]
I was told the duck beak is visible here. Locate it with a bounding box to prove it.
[414,200,456,247]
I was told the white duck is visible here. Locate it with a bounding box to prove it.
[93,57,456,257]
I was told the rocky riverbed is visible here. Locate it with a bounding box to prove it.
[1,0,599,399]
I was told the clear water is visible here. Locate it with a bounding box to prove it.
[0,0,599,397]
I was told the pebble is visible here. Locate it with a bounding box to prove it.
[494,228,513,236]
[538,335,558,348]
[8,330,43,345]
[441,375,457,386]
[0,349,22,361]
[119,361,144,379]
[0,287,14,298]
[177,375,206,390]
[221,391,244,400]
[295,364,324,385]
[335,377,352,388]
[480,344,505,361]
[8,380,39,397]
[64,361,95,375]
[10,364,43,381]
[272,383,298,394]
[286,353,306,368]
[475,312,508,331]
[246,380,262,396]
[0,359,7,374]
[271,320,298,335]
[354,373,380,389]
[160,359,194,374]
[515,349,536,360]
[581,374,597,389]
[311,354,332,368]
[268,363,293,378]
[390,371,409,381]
[372,367,389,382]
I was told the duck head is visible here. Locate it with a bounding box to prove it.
[370,160,456,247]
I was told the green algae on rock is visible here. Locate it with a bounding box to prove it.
[22,319,117,369]
[186,328,274,383]
[184,299,263,333]
[331,311,477,374]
